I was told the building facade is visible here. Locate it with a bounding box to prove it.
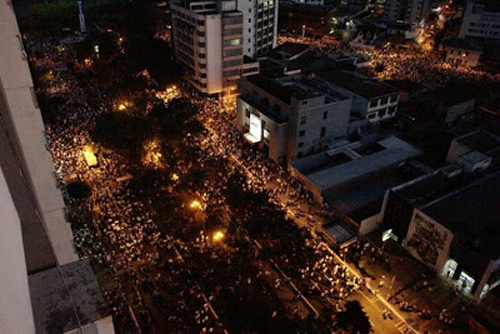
[383,0,433,25]
[316,70,400,123]
[236,74,352,162]
[237,0,279,57]
[171,0,245,94]
[459,0,500,41]
[0,2,114,333]
[170,0,276,94]
[381,168,500,301]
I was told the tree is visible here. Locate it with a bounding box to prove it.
[336,301,371,334]
[91,111,149,158]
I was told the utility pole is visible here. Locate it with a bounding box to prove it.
[77,1,86,34]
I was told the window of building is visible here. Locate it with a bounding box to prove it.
[368,113,376,119]
[300,116,307,125]
[323,111,327,120]
[199,63,206,69]
[298,142,304,147]
[199,53,205,58]
[379,108,387,117]
[224,38,242,47]
[390,95,397,103]
[200,73,206,78]
[299,130,305,137]
[389,106,396,114]
[197,31,205,37]
[369,100,379,108]
[381,97,389,105]
[301,100,308,105]
[320,127,326,137]
[297,152,303,158]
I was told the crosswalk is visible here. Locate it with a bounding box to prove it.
[394,320,410,334]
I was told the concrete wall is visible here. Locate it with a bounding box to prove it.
[444,99,475,124]
[0,0,77,270]
[404,209,453,272]
[359,212,382,235]
[0,168,36,334]
[205,14,223,93]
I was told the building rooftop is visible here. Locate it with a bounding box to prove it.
[244,74,349,105]
[395,168,474,207]
[293,136,421,191]
[422,173,500,260]
[316,70,398,99]
[29,260,110,334]
[456,130,500,153]
[325,160,430,219]
[421,88,476,109]
[382,79,427,93]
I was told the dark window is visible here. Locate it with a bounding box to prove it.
[323,111,327,120]
[369,100,378,108]
[368,113,376,119]
[299,130,305,137]
[300,116,307,125]
[298,142,304,147]
[320,127,326,137]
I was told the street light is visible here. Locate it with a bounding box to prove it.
[212,231,224,242]
[190,200,202,210]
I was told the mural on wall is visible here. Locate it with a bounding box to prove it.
[406,213,449,267]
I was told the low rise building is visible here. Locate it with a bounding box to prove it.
[315,70,400,122]
[446,130,500,172]
[443,38,483,67]
[290,136,421,201]
[381,168,500,301]
[236,74,352,163]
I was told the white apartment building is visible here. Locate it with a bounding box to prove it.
[171,0,247,94]
[236,74,352,162]
[383,0,434,25]
[238,0,279,57]
[459,0,500,41]
[170,0,275,94]
[315,70,400,123]
[0,2,114,333]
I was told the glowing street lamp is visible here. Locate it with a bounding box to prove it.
[190,200,202,210]
[212,231,224,242]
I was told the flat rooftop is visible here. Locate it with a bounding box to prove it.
[293,136,421,191]
[316,70,398,99]
[325,161,429,220]
[29,260,110,334]
[421,88,475,108]
[395,168,475,207]
[455,130,500,153]
[422,173,500,260]
[244,74,349,104]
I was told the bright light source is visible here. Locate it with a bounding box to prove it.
[213,231,224,242]
[118,104,127,111]
[190,200,202,210]
[171,173,179,181]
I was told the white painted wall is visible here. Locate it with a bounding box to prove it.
[0,169,36,334]
[0,0,77,266]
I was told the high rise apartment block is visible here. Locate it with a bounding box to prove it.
[170,0,276,95]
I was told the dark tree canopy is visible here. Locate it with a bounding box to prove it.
[336,301,371,334]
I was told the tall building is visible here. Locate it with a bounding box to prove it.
[0,2,114,333]
[459,0,500,41]
[170,0,275,94]
[237,0,278,57]
[383,0,433,24]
